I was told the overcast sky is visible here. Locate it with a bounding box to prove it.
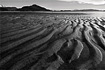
[0,0,105,10]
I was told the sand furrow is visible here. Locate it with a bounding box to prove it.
[0,28,58,68]
[10,54,42,70]
[0,28,54,60]
[90,23,105,51]
[0,28,47,53]
[0,26,43,44]
[57,39,78,63]
[1,24,41,38]
[1,14,105,70]
[70,39,83,63]
[83,24,103,67]
[48,39,66,57]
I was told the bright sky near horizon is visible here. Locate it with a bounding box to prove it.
[0,0,105,10]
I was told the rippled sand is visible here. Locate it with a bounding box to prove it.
[0,13,105,70]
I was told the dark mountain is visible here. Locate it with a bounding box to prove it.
[17,4,50,11]
[0,4,50,11]
[0,4,104,11]
[0,7,17,11]
[0,7,8,11]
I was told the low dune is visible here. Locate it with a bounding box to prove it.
[0,12,105,70]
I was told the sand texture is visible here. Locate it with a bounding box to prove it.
[0,13,105,70]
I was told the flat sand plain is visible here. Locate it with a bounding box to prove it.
[0,12,105,70]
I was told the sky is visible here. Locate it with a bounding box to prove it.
[0,0,105,10]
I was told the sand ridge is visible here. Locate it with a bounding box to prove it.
[0,13,105,70]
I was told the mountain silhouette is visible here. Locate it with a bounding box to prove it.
[0,4,50,11]
[17,4,50,11]
[0,4,104,11]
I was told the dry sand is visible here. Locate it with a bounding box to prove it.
[0,12,105,70]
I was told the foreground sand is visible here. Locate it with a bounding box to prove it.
[0,13,105,70]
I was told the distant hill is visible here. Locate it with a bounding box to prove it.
[59,9,104,12]
[0,4,104,11]
[17,4,50,11]
[0,4,50,11]
[0,7,17,11]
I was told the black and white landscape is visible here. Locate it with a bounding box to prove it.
[0,0,105,70]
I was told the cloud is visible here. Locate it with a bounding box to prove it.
[58,0,105,5]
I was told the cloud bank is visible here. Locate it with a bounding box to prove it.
[58,0,105,5]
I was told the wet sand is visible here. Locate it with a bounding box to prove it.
[0,12,105,70]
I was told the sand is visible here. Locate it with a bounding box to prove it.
[0,12,105,70]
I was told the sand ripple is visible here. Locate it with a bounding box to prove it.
[0,14,105,70]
